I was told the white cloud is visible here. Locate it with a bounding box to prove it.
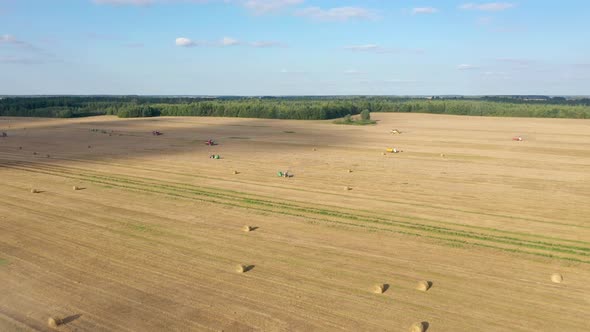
[412,7,438,15]
[459,2,515,11]
[92,0,304,15]
[280,68,306,74]
[384,79,418,84]
[496,57,532,65]
[457,64,481,70]
[250,41,285,48]
[344,44,379,51]
[176,37,286,48]
[0,34,17,44]
[175,37,198,47]
[243,0,304,15]
[481,71,511,79]
[0,34,35,49]
[0,35,57,64]
[359,78,419,85]
[482,71,507,75]
[295,6,378,21]
[476,16,493,25]
[0,56,42,65]
[221,36,239,46]
[344,44,424,54]
[92,0,154,5]
[344,69,365,75]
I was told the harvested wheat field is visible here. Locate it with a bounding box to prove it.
[0,113,589,331]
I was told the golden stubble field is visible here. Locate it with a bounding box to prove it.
[0,113,589,331]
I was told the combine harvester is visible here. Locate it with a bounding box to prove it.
[209,154,221,159]
[277,171,293,178]
[386,147,402,153]
[205,139,217,146]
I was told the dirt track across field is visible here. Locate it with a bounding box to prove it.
[1,114,589,331]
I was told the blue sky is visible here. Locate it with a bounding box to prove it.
[1,0,589,95]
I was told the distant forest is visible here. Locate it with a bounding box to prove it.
[1,96,589,120]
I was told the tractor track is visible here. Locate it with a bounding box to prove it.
[1,159,589,264]
[0,149,584,231]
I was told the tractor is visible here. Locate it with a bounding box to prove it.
[277,171,293,178]
[205,139,216,146]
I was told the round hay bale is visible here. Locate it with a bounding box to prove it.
[373,284,385,294]
[344,186,352,191]
[312,148,317,151]
[236,264,246,273]
[382,152,386,156]
[242,225,253,232]
[410,322,425,332]
[551,273,563,283]
[19,146,23,150]
[347,169,353,173]
[30,188,39,194]
[46,154,50,158]
[73,186,79,191]
[233,170,239,175]
[440,153,446,158]
[88,145,91,149]
[33,152,37,155]
[416,280,431,292]
[47,317,62,328]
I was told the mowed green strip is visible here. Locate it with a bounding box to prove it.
[2,160,589,263]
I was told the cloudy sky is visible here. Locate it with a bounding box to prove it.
[1,0,589,95]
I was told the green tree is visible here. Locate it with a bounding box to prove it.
[360,109,370,121]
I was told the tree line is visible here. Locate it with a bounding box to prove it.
[1,96,589,119]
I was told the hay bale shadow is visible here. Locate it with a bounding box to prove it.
[417,280,433,292]
[410,321,429,332]
[62,314,82,325]
[236,264,255,273]
[373,283,389,294]
[48,314,82,329]
[242,225,259,232]
[242,225,258,233]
